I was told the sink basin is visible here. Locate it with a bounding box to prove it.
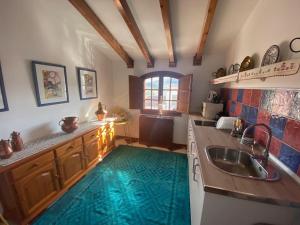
[205,146,280,181]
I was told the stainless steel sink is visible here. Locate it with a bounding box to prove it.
[205,146,280,181]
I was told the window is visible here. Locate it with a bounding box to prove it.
[143,75,179,112]
[128,72,192,115]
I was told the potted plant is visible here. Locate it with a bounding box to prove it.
[95,102,105,121]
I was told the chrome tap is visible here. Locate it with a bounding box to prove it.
[240,123,272,168]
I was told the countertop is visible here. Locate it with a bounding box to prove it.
[190,115,300,208]
[0,119,114,170]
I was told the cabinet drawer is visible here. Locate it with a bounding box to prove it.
[83,129,99,143]
[56,137,82,157]
[11,151,55,181]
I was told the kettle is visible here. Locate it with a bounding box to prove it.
[0,139,13,159]
[11,131,24,152]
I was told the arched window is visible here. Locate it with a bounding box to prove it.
[129,71,192,116]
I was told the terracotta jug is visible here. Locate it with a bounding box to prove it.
[0,139,13,159]
[11,131,24,152]
[59,117,79,133]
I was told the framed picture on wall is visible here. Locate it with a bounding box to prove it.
[0,63,9,112]
[77,67,98,100]
[32,61,69,106]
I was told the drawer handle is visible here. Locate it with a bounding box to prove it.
[71,153,80,158]
[193,164,200,182]
[41,172,50,177]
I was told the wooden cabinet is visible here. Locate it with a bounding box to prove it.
[139,115,174,149]
[56,138,85,187]
[13,153,60,217]
[0,123,115,224]
[83,130,100,167]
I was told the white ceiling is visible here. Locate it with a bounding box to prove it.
[68,0,260,63]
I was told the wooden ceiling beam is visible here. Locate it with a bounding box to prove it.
[114,0,154,68]
[159,0,176,67]
[69,0,134,68]
[193,0,218,66]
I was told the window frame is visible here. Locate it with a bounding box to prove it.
[140,71,183,117]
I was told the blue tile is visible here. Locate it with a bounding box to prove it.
[230,101,236,113]
[237,89,244,102]
[241,105,249,121]
[279,144,300,173]
[269,116,287,139]
[248,107,258,124]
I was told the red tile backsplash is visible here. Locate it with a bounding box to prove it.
[235,102,242,116]
[231,89,238,101]
[283,119,300,152]
[250,89,261,108]
[221,88,300,177]
[242,89,252,106]
[269,137,282,157]
[256,110,271,126]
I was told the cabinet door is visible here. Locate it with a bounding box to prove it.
[14,162,60,216]
[58,147,85,187]
[84,138,99,167]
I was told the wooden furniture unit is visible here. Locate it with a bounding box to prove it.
[0,122,115,225]
[83,129,100,167]
[56,137,85,188]
[139,115,174,149]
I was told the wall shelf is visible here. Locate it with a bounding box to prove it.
[210,58,300,84]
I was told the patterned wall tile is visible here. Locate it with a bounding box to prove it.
[237,89,244,102]
[269,137,282,157]
[272,90,292,117]
[235,102,242,117]
[283,119,300,151]
[256,110,271,126]
[250,89,261,108]
[248,107,258,124]
[242,89,252,106]
[269,116,287,139]
[230,101,236,116]
[231,89,238,101]
[241,105,249,120]
[289,90,300,121]
[260,90,275,112]
[226,100,231,114]
[279,144,300,173]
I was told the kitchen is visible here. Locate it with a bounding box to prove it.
[0,0,300,225]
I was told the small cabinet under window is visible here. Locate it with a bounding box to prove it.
[139,115,174,149]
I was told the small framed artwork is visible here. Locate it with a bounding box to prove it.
[32,61,69,106]
[77,67,98,100]
[0,63,9,112]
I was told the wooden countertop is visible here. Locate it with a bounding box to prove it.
[190,115,300,208]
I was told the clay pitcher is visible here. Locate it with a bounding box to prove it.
[11,131,24,152]
[59,117,79,133]
[0,139,13,159]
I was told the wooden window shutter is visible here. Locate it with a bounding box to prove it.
[128,75,142,109]
[177,74,193,113]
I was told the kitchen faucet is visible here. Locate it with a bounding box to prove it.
[240,123,272,168]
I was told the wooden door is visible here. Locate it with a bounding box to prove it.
[58,146,85,187]
[14,162,60,216]
[177,74,193,113]
[84,138,99,167]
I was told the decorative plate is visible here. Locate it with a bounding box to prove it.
[261,45,280,66]
[227,64,234,75]
[239,56,254,72]
[233,64,240,73]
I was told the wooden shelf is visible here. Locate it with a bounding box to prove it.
[210,58,300,84]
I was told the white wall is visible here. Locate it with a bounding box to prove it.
[0,0,114,142]
[112,55,225,144]
[224,0,300,89]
